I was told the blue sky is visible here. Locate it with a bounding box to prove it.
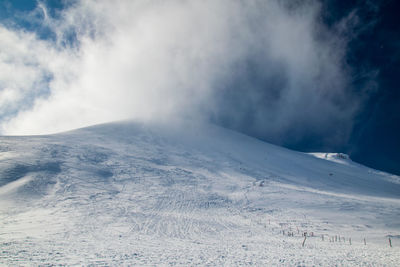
[0,0,399,175]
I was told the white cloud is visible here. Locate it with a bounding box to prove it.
[0,0,359,144]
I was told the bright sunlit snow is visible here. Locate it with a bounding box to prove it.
[0,121,399,265]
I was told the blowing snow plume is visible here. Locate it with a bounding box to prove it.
[0,0,360,147]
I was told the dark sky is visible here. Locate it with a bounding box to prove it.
[320,0,400,175]
[1,0,399,175]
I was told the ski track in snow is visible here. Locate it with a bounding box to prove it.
[0,121,399,266]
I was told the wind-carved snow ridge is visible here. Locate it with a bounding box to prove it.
[0,121,399,265]
[308,152,352,165]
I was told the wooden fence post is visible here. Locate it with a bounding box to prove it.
[302,236,307,247]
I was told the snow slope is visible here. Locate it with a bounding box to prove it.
[1,121,399,266]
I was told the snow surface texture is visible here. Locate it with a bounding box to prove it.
[0,121,399,266]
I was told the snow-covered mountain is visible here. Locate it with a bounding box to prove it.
[1,121,399,265]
